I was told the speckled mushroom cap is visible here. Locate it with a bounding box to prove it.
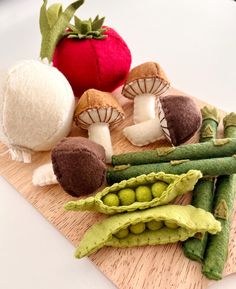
[74,89,125,129]
[122,62,170,99]
[158,95,202,146]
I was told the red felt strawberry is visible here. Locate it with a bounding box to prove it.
[39,0,132,98]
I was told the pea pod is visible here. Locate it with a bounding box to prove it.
[64,170,202,215]
[75,205,221,258]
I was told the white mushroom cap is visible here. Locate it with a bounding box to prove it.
[74,89,125,128]
[122,62,170,99]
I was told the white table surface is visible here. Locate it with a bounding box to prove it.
[0,0,236,288]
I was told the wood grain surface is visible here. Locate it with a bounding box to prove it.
[0,87,235,289]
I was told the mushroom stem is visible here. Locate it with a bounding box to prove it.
[133,94,156,123]
[88,122,113,163]
[123,118,165,146]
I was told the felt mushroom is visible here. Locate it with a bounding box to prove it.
[32,136,107,197]
[122,62,170,124]
[74,89,125,162]
[123,95,202,147]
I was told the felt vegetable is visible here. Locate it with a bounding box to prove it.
[51,137,106,196]
[123,95,202,147]
[122,62,170,123]
[0,0,85,163]
[0,60,75,163]
[40,0,132,97]
[40,0,85,62]
[183,106,220,262]
[135,186,152,202]
[74,205,221,258]
[64,170,202,214]
[202,113,236,280]
[107,156,236,184]
[202,175,235,280]
[111,138,236,166]
[74,89,125,162]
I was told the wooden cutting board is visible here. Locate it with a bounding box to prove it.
[0,87,235,289]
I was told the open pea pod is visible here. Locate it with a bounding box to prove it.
[64,170,202,215]
[75,205,221,258]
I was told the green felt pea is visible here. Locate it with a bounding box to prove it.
[146,220,163,231]
[135,185,152,202]
[129,222,146,234]
[102,193,120,207]
[118,188,135,206]
[151,181,169,198]
[114,228,129,239]
[165,220,179,229]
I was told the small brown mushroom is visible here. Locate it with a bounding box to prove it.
[74,89,125,162]
[51,137,106,196]
[122,62,170,124]
[123,95,202,146]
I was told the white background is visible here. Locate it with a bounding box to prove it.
[0,0,236,288]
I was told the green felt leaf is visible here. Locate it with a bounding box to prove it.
[39,0,50,35]
[47,3,62,28]
[40,0,84,62]
[92,16,105,30]
[74,15,82,30]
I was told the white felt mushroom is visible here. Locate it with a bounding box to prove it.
[123,95,202,146]
[74,89,125,163]
[0,60,75,163]
[122,62,170,124]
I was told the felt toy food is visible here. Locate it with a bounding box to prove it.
[64,170,202,214]
[107,156,236,184]
[0,60,75,163]
[122,62,170,124]
[203,175,235,280]
[202,113,236,280]
[51,137,106,196]
[74,89,125,162]
[111,138,236,166]
[123,95,202,147]
[74,205,221,258]
[183,106,220,262]
[40,0,132,97]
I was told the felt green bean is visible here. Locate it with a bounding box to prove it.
[202,113,236,280]
[183,106,219,262]
[64,170,202,215]
[111,138,236,166]
[75,205,221,258]
[107,156,236,185]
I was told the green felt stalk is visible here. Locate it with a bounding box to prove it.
[183,107,219,262]
[202,113,236,280]
[111,138,236,166]
[200,106,220,142]
[107,156,236,185]
[40,0,84,62]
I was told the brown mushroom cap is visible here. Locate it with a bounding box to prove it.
[74,89,125,129]
[52,137,106,196]
[122,62,170,99]
[158,95,202,146]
